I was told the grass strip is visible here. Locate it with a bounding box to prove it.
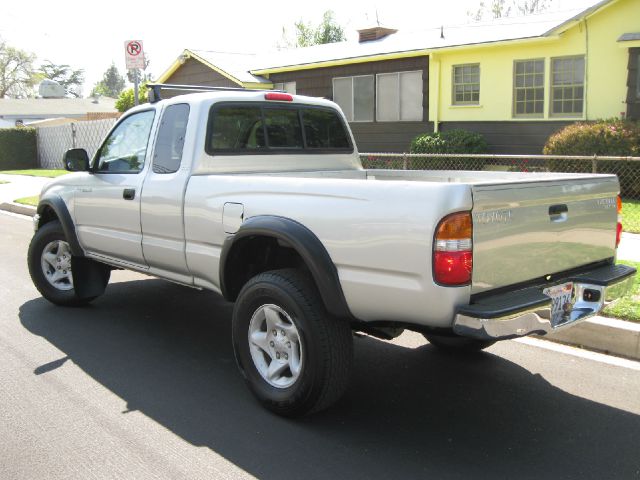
[602,260,640,323]
[622,199,640,234]
[0,169,68,178]
[13,195,39,207]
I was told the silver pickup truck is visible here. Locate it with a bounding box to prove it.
[28,85,635,416]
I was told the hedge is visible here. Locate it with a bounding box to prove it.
[0,127,37,170]
[543,119,640,198]
[410,129,488,170]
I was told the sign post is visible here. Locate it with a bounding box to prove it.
[124,40,145,106]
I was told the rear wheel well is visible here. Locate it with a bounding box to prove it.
[224,235,308,302]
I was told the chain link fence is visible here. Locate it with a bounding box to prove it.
[361,152,640,234]
[30,126,640,234]
[36,119,117,169]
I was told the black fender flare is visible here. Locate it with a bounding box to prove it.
[37,196,84,257]
[220,215,353,319]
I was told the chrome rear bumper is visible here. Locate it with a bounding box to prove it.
[453,264,636,341]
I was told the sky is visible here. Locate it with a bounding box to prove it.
[0,0,597,96]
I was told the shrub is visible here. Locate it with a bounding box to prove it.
[115,84,149,113]
[543,119,640,198]
[0,127,37,170]
[410,129,488,170]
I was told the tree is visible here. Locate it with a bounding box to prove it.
[313,11,346,45]
[0,39,37,98]
[38,60,85,97]
[115,83,148,112]
[279,10,346,49]
[469,0,551,21]
[91,63,126,98]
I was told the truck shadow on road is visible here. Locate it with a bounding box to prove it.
[19,278,640,480]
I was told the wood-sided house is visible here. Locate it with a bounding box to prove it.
[157,0,640,153]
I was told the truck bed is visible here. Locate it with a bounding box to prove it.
[185,168,619,326]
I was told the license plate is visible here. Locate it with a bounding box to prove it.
[543,282,574,325]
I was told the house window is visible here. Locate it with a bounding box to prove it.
[513,59,544,117]
[332,76,374,122]
[452,64,480,105]
[273,82,296,94]
[376,71,423,121]
[551,56,585,116]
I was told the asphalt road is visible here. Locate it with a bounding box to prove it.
[1,212,639,480]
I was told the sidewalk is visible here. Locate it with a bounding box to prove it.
[1,173,639,360]
[0,173,50,203]
[618,232,640,262]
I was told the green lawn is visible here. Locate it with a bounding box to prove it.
[14,195,39,207]
[622,199,640,234]
[0,169,68,178]
[602,260,640,323]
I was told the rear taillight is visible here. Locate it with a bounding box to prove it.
[265,92,293,101]
[616,195,623,248]
[433,212,473,286]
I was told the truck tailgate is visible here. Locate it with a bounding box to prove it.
[471,175,619,294]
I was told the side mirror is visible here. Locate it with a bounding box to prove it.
[63,148,90,172]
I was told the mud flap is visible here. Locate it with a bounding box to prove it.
[71,257,111,299]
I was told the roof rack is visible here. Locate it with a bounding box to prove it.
[146,83,278,103]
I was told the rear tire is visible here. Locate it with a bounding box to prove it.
[27,220,107,306]
[232,269,353,417]
[424,333,496,352]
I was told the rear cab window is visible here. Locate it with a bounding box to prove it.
[206,103,352,155]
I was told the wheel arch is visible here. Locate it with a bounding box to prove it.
[220,215,353,319]
[36,196,84,257]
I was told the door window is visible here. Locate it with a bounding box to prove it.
[95,110,155,173]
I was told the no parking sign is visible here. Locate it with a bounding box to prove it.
[124,40,145,70]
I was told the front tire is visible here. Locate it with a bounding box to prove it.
[27,220,104,306]
[232,269,353,417]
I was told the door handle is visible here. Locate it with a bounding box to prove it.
[123,188,136,200]
[549,204,568,222]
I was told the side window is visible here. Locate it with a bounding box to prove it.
[153,104,190,174]
[95,110,155,173]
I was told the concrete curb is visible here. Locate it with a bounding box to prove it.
[1,201,638,361]
[541,316,640,361]
[0,202,36,217]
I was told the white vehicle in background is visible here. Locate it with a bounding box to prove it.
[28,84,635,416]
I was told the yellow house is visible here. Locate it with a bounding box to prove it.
[158,0,640,153]
[429,0,640,125]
